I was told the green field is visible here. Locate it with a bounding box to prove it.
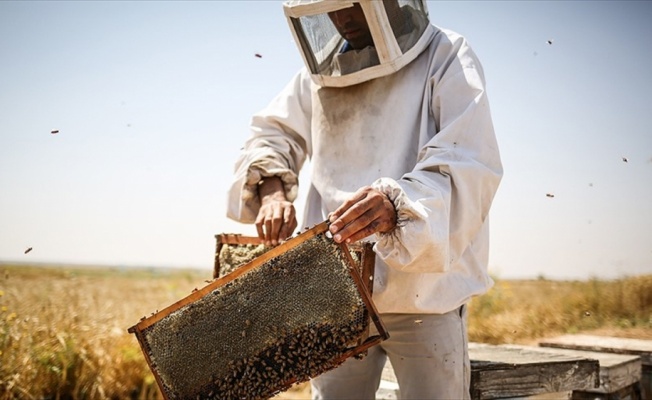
[1,263,650,399]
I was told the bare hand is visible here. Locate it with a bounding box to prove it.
[328,186,396,244]
[255,177,297,246]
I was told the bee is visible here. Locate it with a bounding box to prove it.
[255,53,262,58]
[24,247,33,254]
[50,129,59,134]
[547,39,553,45]
[622,157,628,163]
[546,193,555,198]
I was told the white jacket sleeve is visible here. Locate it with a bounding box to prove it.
[227,69,313,223]
[372,44,503,274]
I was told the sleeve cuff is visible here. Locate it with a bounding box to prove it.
[371,177,425,233]
[242,166,299,205]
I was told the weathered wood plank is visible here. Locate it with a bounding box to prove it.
[572,385,642,400]
[538,334,652,365]
[469,343,599,399]
[643,366,652,400]
[517,345,641,394]
[501,391,573,399]
[539,334,652,399]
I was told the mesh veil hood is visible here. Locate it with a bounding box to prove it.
[283,0,434,87]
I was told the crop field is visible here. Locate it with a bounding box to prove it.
[0,263,650,399]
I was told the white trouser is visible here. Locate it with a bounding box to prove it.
[311,306,470,400]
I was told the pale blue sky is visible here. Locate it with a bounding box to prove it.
[1,1,650,280]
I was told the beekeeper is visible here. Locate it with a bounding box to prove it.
[227,0,503,398]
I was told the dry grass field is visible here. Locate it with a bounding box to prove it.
[0,263,650,399]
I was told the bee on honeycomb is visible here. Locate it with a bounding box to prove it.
[132,227,385,400]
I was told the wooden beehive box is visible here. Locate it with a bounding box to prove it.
[532,346,642,398]
[468,343,600,399]
[539,334,652,399]
[378,343,602,399]
[128,221,387,400]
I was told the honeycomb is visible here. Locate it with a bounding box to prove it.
[129,223,386,400]
[214,233,375,294]
[216,240,269,278]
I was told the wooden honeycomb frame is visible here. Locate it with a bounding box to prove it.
[128,221,388,399]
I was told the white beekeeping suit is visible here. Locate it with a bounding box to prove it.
[227,0,502,398]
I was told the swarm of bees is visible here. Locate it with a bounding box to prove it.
[135,231,378,399]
